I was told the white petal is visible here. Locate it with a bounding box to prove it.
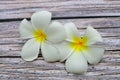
[46,21,66,43]
[65,52,88,74]
[21,38,40,61]
[19,19,34,38]
[84,26,103,45]
[31,11,51,30]
[64,23,80,41]
[41,42,60,62]
[83,46,104,64]
[55,41,74,62]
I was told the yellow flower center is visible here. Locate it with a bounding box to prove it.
[70,36,88,52]
[34,29,47,43]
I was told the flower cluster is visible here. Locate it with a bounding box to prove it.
[19,11,104,74]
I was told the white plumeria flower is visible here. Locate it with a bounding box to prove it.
[58,23,104,73]
[19,11,66,62]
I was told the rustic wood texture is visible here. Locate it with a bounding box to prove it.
[1,0,120,20]
[0,0,120,80]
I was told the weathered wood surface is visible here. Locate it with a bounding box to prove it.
[0,0,120,80]
[1,0,120,20]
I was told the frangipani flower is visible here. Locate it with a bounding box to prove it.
[19,11,66,62]
[58,23,104,73]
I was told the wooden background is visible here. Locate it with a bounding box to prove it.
[0,0,120,80]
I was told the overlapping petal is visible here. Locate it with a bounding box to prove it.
[83,46,104,64]
[20,38,40,61]
[65,52,88,74]
[46,21,66,43]
[55,41,74,62]
[19,19,34,38]
[41,42,60,62]
[31,11,51,30]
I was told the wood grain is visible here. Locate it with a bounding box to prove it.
[0,56,120,80]
[0,17,120,79]
[0,17,120,56]
[1,0,120,20]
[0,0,120,80]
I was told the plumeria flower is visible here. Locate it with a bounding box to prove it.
[58,23,104,73]
[19,11,66,62]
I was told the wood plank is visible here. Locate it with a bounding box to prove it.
[1,0,120,19]
[0,37,120,56]
[0,17,120,38]
[0,57,120,80]
[0,17,120,56]
[0,17,120,79]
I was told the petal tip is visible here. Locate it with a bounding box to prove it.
[66,68,87,74]
[33,10,52,18]
[21,54,37,61]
